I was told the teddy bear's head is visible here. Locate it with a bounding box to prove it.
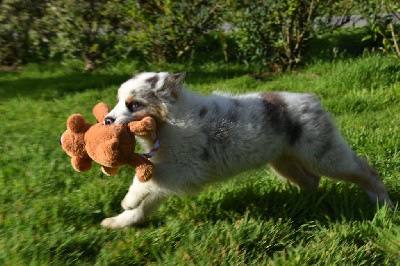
[83,102,134,173]
[60,102,155,182]
[60,114,93,172]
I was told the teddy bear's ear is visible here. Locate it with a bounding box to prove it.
[67,114,90,133]
[93,102,111,123]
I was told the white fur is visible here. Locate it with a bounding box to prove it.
[100,72,393,229]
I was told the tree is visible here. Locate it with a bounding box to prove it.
[360,0,400,58]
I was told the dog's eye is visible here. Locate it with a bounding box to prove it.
[126,100,142,112]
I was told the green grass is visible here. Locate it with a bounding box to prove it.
[0,55,399,265]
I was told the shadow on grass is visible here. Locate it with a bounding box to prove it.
[238,187,396,225]
[0,65,253,101]
[0,72,130,101]
[160,183,398,226]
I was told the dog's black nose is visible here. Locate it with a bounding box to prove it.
[104,116,115,125]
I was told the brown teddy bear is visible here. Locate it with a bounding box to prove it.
[60,102,156,182]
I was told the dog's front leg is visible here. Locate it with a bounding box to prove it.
[101,163,196,229]
[101,192,166,229]
[101,175,166,229]
[120,176,151,210]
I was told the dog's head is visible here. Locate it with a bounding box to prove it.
[105,72,186,125]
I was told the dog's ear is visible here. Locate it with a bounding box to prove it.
[156,72,186,101]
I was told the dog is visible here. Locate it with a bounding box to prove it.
[100,71,393,229]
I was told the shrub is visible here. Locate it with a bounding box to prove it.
[119,0,223,64]
[232,0,339,72]
[359,0,400,58]
[46,0,126,71]
[0,0,49,65]
[0,0,127,70]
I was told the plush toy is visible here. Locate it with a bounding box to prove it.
[60,102,157,182]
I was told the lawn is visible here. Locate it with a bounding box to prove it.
[0,56,399,265]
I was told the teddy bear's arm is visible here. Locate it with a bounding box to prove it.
[127,117,156,136]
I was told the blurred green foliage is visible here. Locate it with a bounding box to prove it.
[0,0,399,71]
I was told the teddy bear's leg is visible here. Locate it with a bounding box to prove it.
[101,192,166,229]
[101,166,119,176]
[134,162,155,183]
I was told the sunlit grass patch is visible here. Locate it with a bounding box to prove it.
[0,55,399,264]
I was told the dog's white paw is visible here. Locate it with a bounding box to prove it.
[101,217,121,229]
[121,191,149,210]
[101,210,145,229]
[121,198,133,210]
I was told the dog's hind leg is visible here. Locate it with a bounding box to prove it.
[318,151,393,207]
[270,154,321,190]
[306,132,393,207]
